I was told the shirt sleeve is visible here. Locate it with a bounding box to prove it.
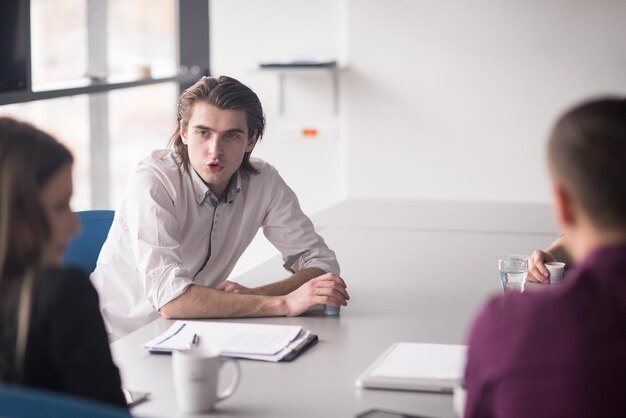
[123,164,194,311]
[261,168,340,276]
[41,268,127,407]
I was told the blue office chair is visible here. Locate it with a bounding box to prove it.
[62,210,115,274]
[0,384,131,418]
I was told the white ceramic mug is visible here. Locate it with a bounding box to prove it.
[453,384,467,417]
[172,348,241,413]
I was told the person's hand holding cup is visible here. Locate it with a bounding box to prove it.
[527,249,557,283]
[172,348,241,414]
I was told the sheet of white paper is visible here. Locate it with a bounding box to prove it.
[370,342,467,380]
[143,321,303,356]
[236,330,313,362]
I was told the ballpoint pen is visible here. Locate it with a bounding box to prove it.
[189,333,200,348]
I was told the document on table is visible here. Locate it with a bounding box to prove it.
[356,342,467,393]
[142,320,317,362]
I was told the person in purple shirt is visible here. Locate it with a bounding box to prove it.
[464,98,626,418]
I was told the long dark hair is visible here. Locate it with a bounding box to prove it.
[0,117,73,380]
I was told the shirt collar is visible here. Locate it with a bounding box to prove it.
[190,169,241,206]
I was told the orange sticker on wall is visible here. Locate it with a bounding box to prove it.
[302,128,318,137]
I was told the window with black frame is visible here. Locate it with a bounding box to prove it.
[0,0,208,210]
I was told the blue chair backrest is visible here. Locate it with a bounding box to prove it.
[0,384,131,418]
[62,210,115,274]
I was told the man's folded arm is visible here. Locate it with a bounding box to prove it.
[159,284,287,319]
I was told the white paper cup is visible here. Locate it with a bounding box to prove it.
[545,262,566,284]
[172,348,240,413]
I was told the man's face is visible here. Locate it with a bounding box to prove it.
[180,102,256,199]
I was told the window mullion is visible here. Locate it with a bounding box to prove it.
[87,0,110,209]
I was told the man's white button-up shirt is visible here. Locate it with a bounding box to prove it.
[91,150,339,340]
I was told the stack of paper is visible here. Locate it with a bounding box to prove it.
[356,342,467,393]
[142,321,317,362]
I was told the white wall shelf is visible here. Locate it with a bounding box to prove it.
[257,66,345,115]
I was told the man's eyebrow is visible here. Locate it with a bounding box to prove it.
[224,128,246,134]
[191,124,213,131]
[191,125,245,134]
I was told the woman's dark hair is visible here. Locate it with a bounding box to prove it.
[0,117,73,278]
[168,75,266,175]
[0,116,73,379]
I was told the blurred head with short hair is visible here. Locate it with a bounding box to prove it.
[547,98,626,261]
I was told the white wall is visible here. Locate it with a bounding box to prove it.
[212,0,626,206]
[210,0,344,216]
[343,0,626,203]
[210,0,345,276]
[210,0,626,275]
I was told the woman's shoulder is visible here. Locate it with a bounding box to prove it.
[34,267,97,303]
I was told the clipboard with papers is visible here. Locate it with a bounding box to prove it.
[356,342,467,393]
[142,320,318,362]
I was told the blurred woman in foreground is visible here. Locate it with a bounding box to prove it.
[0,117,126,407]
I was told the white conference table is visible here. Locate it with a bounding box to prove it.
[110,199,558,418]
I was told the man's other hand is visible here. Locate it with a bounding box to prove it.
[282,273,350,317]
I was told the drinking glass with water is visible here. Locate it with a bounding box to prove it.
[499,255,528,292]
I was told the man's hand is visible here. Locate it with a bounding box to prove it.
[527,250,556,283]
[281,273,350,317]
[216,280,253,295]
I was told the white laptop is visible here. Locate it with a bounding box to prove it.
[356,342,467,394]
